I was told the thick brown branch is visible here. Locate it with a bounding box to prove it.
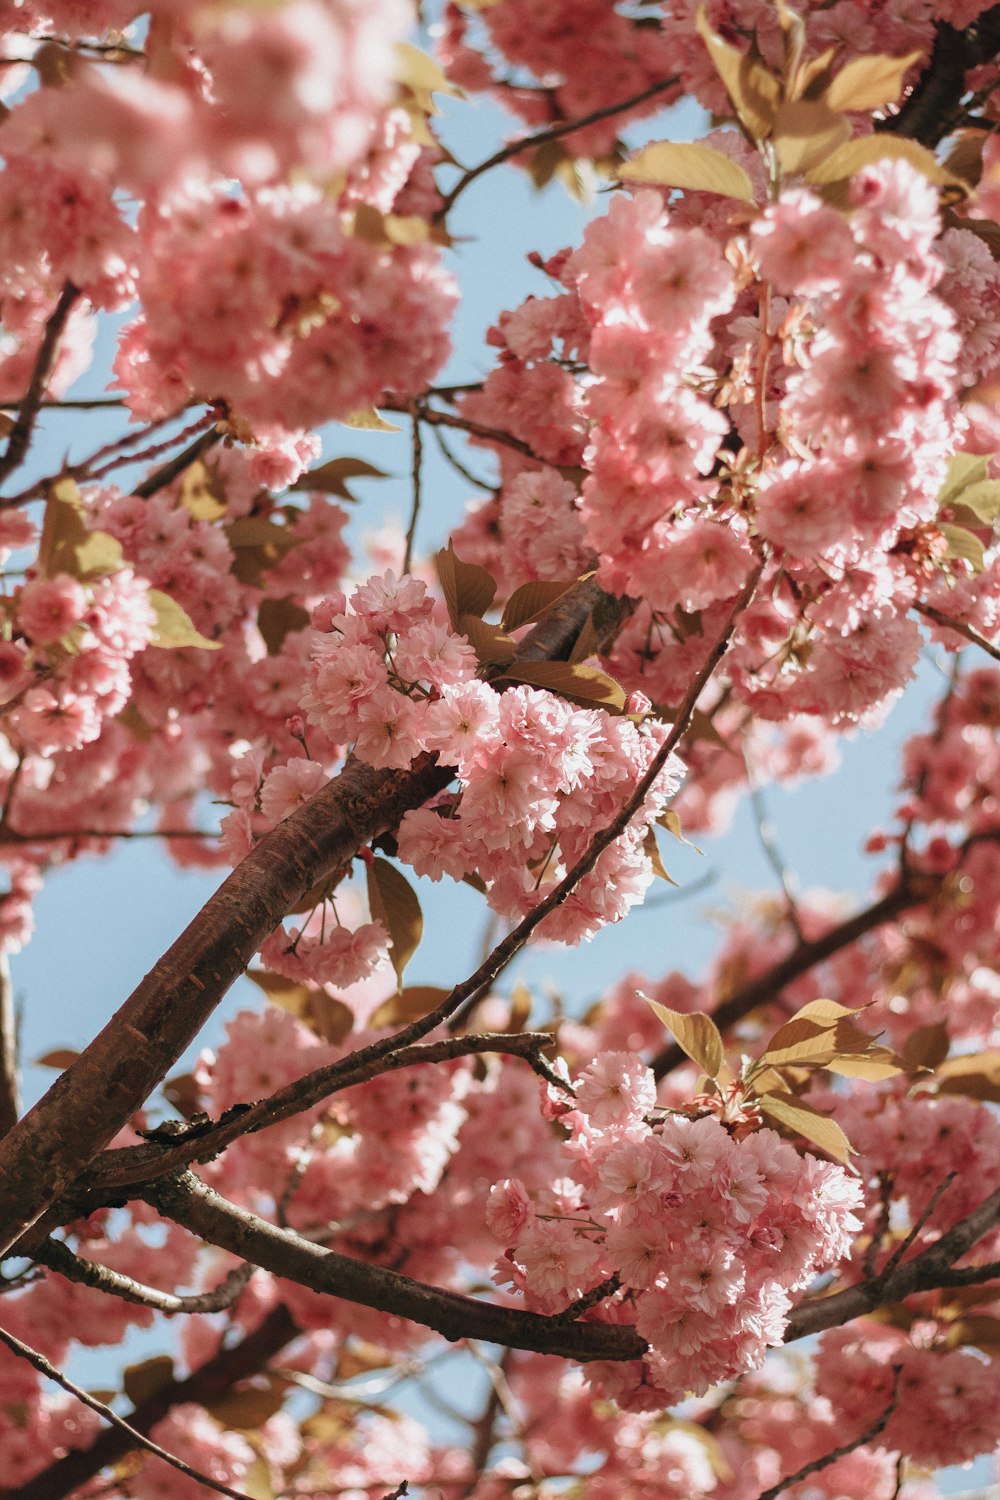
[651,877,933,1078]
[147,1171,646,1364]
[0,755,452,1257]
[878,4,1000,146]
[784,1185,1000,1341]
[2,1304,297,1500]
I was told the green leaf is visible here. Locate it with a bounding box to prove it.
[823,50,924,113]
[938,452,990,507]
[366,857,423,988]
[620,141,756,202]
[641,993,724,1079]
[500,660,627,712]
[148,590,221,651]
[501,578,582,634]
[370,985,449,1029]
[436,544,497,631]
[291,456,390,500]
[758,1091,854,1164]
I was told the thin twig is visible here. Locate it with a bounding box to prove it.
[37,397,129,410]
[753,1366,902,1500]
[35,1236,254,1316]
[877,1171,957,1282]
[746,766,803,941]
[403,409,423,575]
[88,1033,567,1194]
[0,1323,260,1500]
[0,283,79,491]
[431,426,498,493]
[915,602,1000,663]
[90,412,216,483]
[133,427,223,499]
[0,827,217,844]
[436,75,680,216]
[383,399,539,464]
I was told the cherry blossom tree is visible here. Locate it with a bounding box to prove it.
[0,0,999,1495]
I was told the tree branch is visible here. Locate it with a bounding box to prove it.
[146,1170,646,1364]
[915,602,1000,664]
[753,1366,902,1500]
[878,4,1000,146]
[650,876,934,1078]
[35,1236,255,1316]
[436,75,681,217]
[3,1304,297,1500]
[0,283,79,491]
[0,1323,260,1500]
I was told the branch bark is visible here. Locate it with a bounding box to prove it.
[146,1170,646,1364]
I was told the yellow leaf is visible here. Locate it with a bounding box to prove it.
[39,477,123,580]
[341,407,402,433]
[806,136,960,189]
[366,857,422,988]
[148,589,221,651]
[824,50,924,113]
[641,993,724,1079]
[178,459,227,521]
[695,9,780,141]
[939,522,986,572]
[643,827,679,886]
[436,544,497,630]
[758,1091,854,1163]
[123,1356,176,1408]
[658,808,704,854]
[938,452,989,506]
[500,660,627,712]
[621,140,756,202]
[394,41,463,114]
[501,578,582,634]
[825,1050,906,1081]
[370,985,449,1029]
[772,99,851,176]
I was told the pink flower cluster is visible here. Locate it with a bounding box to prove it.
[5,567,154,757]
[491,1051,863,1405]
[115,180,456,441]
[302,570,684,943]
